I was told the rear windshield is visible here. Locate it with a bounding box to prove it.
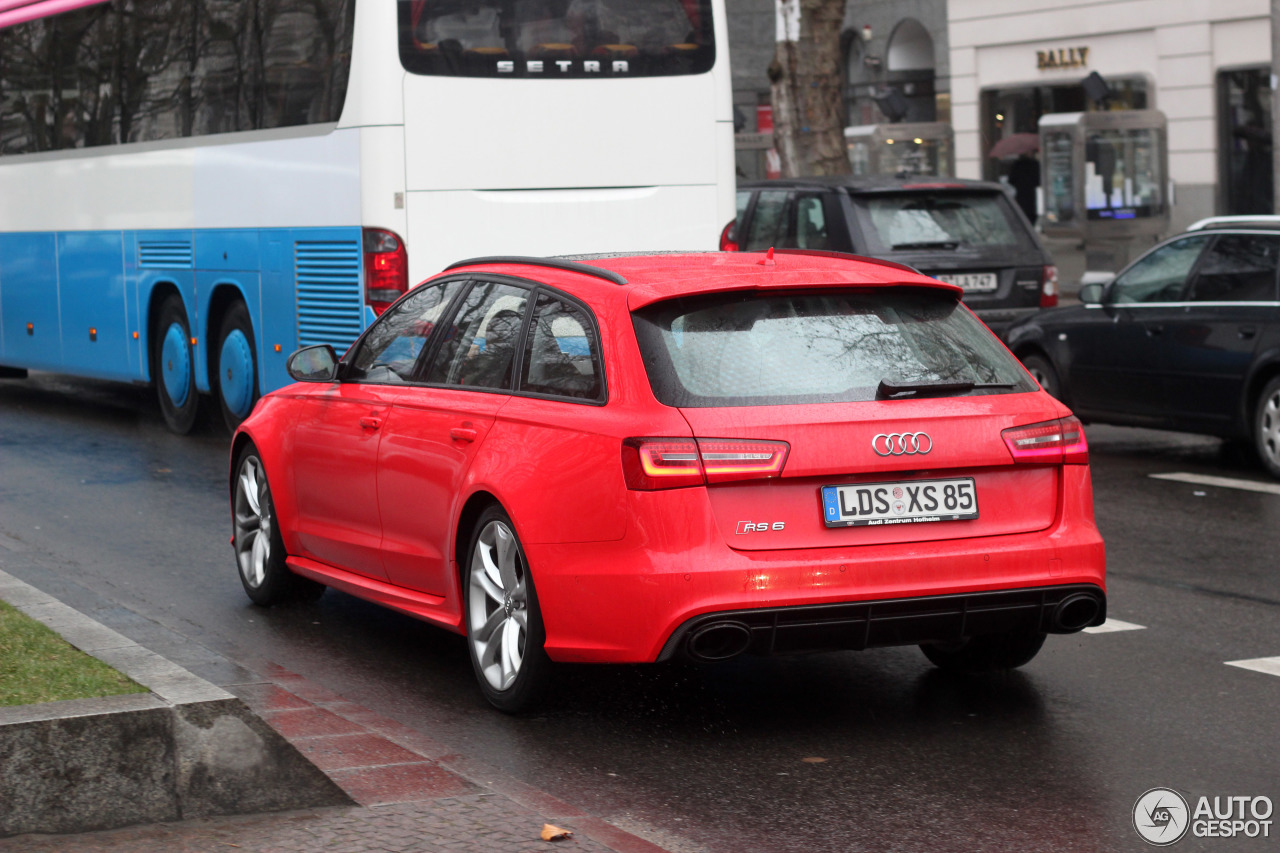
[632,289,1035,407]
[399,0,715,77]
[850,192,1035,254]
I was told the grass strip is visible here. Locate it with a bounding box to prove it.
[0,599,146,707]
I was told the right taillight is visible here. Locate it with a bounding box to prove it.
[1002,416,1088,464]
[1040,264,1059,308]
[622,437,789,490]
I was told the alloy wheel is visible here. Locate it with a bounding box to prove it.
[1261,388,1280,468]
[233,455,273,589]
[468,520,528,692]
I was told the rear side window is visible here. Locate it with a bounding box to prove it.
[426,280,530,389]
[743,190,789,251]
[632,289,1035,407]
[851,192,1035,253]
[1188,234,1280,302]
[520,293,604,400]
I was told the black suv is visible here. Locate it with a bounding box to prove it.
[1006,217,1280,478]
[724,176,1058,337]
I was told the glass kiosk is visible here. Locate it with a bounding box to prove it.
[845,122,955,177]
[1039,109,1169,243]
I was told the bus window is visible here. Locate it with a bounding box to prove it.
[0,0,356,154]
[399,0,714,78]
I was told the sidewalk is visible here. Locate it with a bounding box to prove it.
[0,569,680,853]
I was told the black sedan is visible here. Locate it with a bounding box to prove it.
[1006,219,1280,478]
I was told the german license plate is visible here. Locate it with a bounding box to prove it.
[821,478,978,528]
[936,272,998,293]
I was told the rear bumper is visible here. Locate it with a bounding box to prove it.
[657,583,1105,662]
[528,465,1106,664]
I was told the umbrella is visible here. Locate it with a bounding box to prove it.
[989,133,1040,158]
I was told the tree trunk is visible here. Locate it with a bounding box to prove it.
[769,0,849,178]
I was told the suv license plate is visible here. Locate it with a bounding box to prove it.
[821,478,978,528]
[936,272,997,293]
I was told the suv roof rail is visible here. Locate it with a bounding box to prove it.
[444,255,628,285]
[1187,215,1280,231]
[771,248,923,275]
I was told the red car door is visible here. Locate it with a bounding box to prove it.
[290,277,468,582]
[290,383,392,580]
[376,279,531,595]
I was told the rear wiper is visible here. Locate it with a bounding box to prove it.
[891,240,961,250]
[876,379,1017,400]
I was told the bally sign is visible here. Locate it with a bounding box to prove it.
[1037,46,1089,70]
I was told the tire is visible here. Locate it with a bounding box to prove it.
[1021,353,1061,400]
[154,295,203,434]
[464,505,551,713]
[232,443,324,606]
[1253,375,1280,479]
[215,302,259,433]
[920,628,1046,673]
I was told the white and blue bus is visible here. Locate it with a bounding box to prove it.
[0,0,733,432]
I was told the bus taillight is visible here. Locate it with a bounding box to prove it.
[363,228,408,314]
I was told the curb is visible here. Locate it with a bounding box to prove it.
[0,568,351,838]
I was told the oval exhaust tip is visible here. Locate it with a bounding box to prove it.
[686,621,753,662]
[1053,593,1101,633]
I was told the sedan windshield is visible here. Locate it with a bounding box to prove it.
[632,289,1036,407]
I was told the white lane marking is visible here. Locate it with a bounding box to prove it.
[1082,618,1146,634]
[1150,472,1280,495]
[1225,657,1280,677]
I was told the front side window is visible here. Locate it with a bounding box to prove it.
[398,0,714,78]
[520,293,603,400]
[348,280,464,383]
[1109,236,1209,304]
[426,280,530,389]
[633,289,1035,407]
[1187,234,1280,302]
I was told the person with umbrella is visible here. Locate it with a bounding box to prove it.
[991,133,1041,224]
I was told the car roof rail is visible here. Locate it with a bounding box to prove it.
[1186,215,1280,231]
[771,248,923,275]
[444,255,628,285]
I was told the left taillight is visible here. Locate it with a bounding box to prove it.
[1040,264,1059,308]
[622,437,789,490]
[719,220,739,252]
[1001,416,1087,464]
[363,227,408,315]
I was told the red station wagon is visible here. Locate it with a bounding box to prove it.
[229,251,1107,711]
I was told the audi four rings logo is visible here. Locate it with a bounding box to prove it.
[872,432,933,456]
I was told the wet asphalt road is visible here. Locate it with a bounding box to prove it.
[0,373,1277,853]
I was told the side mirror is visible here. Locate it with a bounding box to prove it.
[1078,283,1105,305]
[287,345,339,382]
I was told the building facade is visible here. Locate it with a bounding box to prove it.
[949,0,1272,232]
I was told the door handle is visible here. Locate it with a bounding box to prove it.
[450,427,478,442]
[359,416,382,430]
[1144,324,1164,336]
[1239,325,1258,340]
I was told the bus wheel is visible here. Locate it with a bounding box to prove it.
[216,302,258,433]
[154,295,202,434]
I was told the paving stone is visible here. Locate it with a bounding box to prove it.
[327,761,477,805]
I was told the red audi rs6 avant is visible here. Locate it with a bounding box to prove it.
[229,250,1106,711]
